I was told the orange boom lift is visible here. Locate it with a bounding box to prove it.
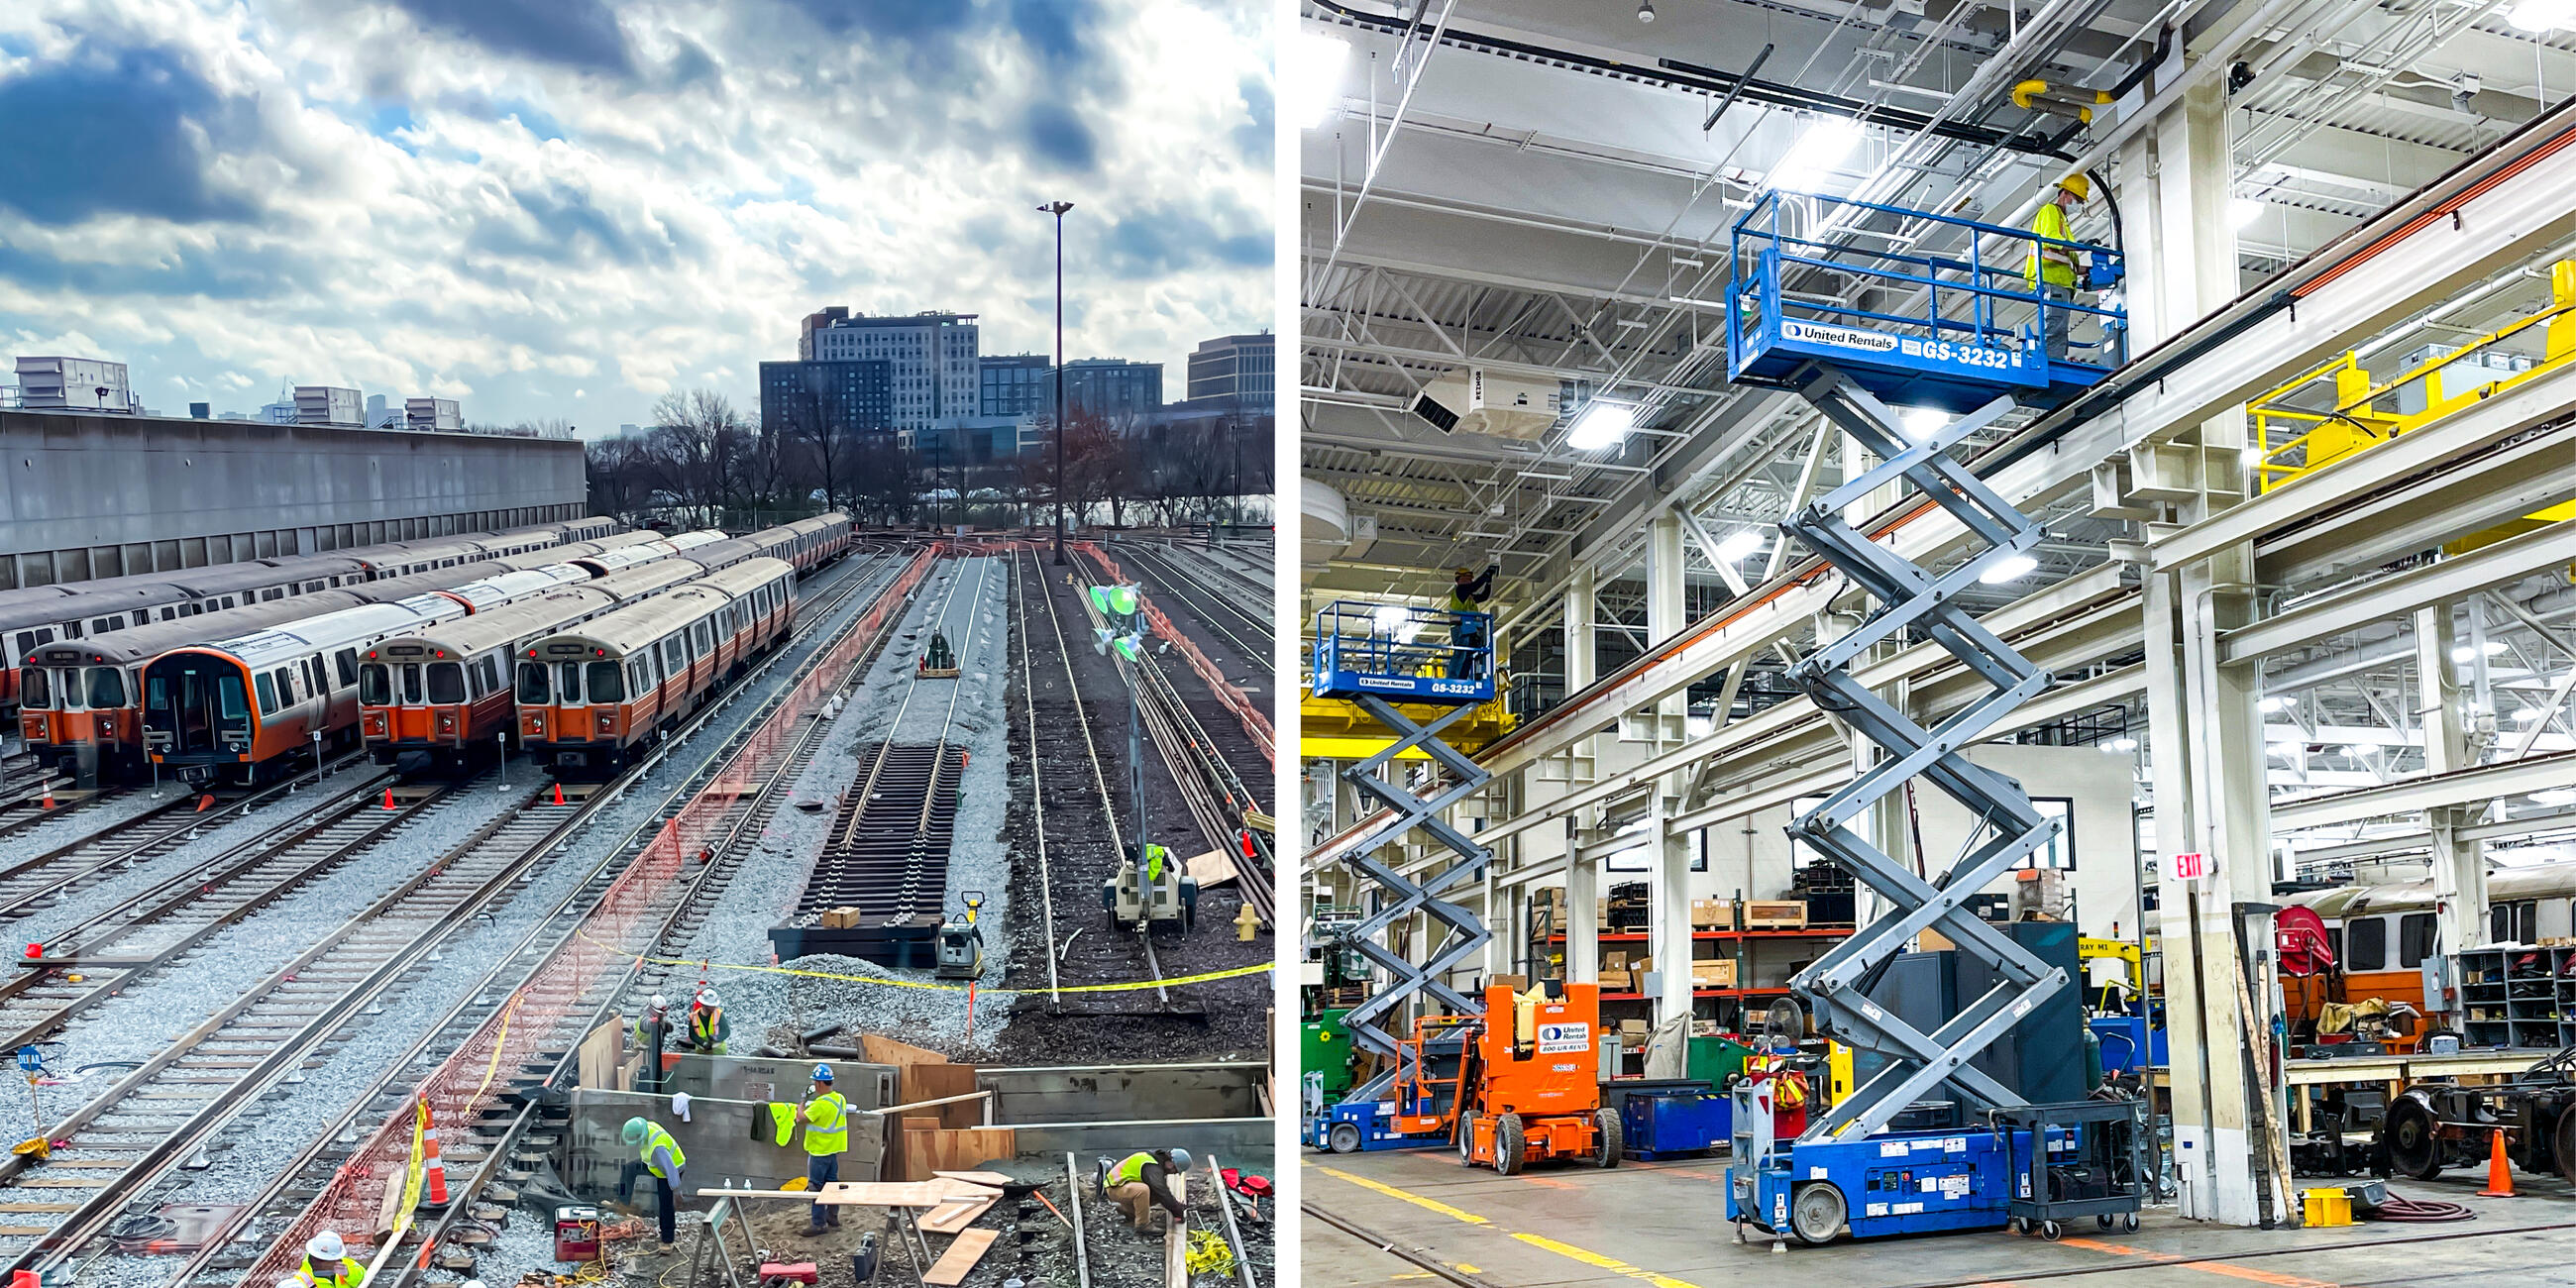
[1456,982,1621,1174]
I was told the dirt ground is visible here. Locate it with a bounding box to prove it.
[994,552,1272,1065]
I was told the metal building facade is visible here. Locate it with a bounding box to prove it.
[0,410,588,590]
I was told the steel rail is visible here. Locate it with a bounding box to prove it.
[1012,553,1063,1003]
[144,544,912,1288]
[1109,540,1272,671]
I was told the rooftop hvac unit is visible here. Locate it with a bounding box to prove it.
[1410,370,1567,440]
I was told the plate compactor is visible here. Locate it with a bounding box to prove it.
[1456,981,1620,1174]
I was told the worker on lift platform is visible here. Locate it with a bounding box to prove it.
[2026,174,2092,363]
[1444,565,1498,679]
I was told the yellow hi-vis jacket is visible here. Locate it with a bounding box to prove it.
[2024,201,2078,288]
[639,1122,688,1178]
[1144,843,1168,884]
[300,1258,365,1288]
[803,1091,849,1155]
[1107,1151,1158,1187]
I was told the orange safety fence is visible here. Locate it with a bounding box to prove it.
[1073,541,1273,760]
[247,548,934,1286]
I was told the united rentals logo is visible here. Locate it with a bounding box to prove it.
[1783,320,1898,354]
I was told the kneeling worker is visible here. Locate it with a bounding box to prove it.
[621,1116,689,1246]
[684,988,729,1055]
[293,1232,364,1288]
[798,1063,849,1235]
[1101,1148,1192,1235]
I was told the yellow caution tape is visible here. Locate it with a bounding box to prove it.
[577,928,1270,994]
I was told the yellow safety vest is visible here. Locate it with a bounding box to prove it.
[301,1258,365,1288]
[2025,202,2077,288]
[1445,589,1476,613]
[1107,1151,1156,1187]
[804,1092,848,1155]
[690,1007,722,1046]
[1144,844,1167,884]
[639,1123,687,1178]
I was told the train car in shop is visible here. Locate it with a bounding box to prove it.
[2276,867,2576,1047]
[516,557,798,777]
[360,558,708,771]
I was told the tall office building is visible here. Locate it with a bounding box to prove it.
[1185,333,1274,403]
[1058,358,1162,420]
[978,354,1051,417]
[798,307,979,433]
[760,360,896,442]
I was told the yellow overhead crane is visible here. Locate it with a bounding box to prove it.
[2252,259,2576,554]
[1301,692,1515,760]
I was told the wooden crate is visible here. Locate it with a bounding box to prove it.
[1744,901,1808,929]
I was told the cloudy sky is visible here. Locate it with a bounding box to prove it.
[0,0,1272,435]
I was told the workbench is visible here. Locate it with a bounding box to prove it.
[697,1180,1002,1287]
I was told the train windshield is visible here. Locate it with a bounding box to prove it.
[359,663,389,706]
[144,657,252,754]
[556,662,583,704]
[586,661,624,703]
[427,663,466,704]
[19,668,48,708]
[400,664,424,704]
[55,670,84,711]
[85,667,123,708]
[516,662,548,703]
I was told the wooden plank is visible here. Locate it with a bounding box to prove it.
[922,1230,997,1286]
[10,1178,102,1189]
[0,1203,77,1213]
[1163,1173,1186,1288]
[930,1170,1017,1186]
[701,1181,997,1208]
[904,1127,1015,1181]
[917,1197,995,1235]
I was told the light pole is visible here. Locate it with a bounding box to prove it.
[1039,200,1075,565]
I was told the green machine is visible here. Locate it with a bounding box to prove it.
[1686,1033,1757,1089]
[1304,1008,1357,1099]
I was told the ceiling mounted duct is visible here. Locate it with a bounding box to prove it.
[1410,369,1569,440]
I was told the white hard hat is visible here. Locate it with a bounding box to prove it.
[307,1231,346,1261]
[698,988,721,1007]
[277,1278,304,1288]
[650,994,668,1010]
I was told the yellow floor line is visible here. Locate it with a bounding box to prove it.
[1312,1163,1705,1288]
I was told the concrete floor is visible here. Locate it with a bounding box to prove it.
[1303,1144,2576,1287]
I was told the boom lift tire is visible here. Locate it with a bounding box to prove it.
[1456,1114,1476,1164]
[1328,1123,1361,1154]
[1493,1114,1525,1177]
[1593,1109,1622,1168]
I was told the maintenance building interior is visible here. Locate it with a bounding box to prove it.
[1296,0,2576,1281]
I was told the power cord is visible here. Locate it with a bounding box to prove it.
[2368,1192,2473,1223]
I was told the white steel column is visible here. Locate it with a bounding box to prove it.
[1565,562,1596,692]
[1566,817,1598,985]
[1647,511,1694,1038]
[2416,604,2489,953]
[2140,74,2292,1228]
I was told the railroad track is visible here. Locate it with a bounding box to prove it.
[1108,539,1273,672]
[164,544,930,1288]
[1064,558,1274,928]
[1013,546,1176,1013]
[808,556,1000,934]
[0,546,918,1283]
[0,756,390,926]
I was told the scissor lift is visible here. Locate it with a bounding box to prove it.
[1306,602,1497,1151]
[1723,190,2138,1243]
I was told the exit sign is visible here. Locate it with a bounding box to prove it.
[2172,851,2215,884]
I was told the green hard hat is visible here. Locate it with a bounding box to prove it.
[622,1117,649,1145]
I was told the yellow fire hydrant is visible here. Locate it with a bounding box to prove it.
[1234,904,1259,942]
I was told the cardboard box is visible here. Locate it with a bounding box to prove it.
[1690,899,1735,930]
[1618,1019,1651,1036]
[1690,959,1739,988]
[1489,974,1529,996]
[1918,927,1955,952]
[1745,901,1808,929]
[1600,968,1636,991]
[821,906,863,929]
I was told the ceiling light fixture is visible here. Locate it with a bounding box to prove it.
[2508,0,2575,32]
[1290,32,1352,130]
[2230,197,2266,230]
[1566,400,1637,451]
[1767,114,1865,193]
[1713,529,1767,563]
[2104,736,2139,753]
[2259,695,2297,712]
[1977,553,2037,585]
[1899,406,1947,443]
[2516,706,2548,723]
[1638,0,1657,21]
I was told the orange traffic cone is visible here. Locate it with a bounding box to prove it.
[382,788,397,810]
[552,782,565,806]
[2480,1127,2516,1197]
[195,793,215,812]
[421,1103,450,1206]
[38,782,53,810]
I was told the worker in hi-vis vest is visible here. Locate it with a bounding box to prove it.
[1098,1147,1192,1234]
[2024,174,2090,362]
[621,1117,689,1245]
[293,1232,364,1288]
[683,987,729,1054]
[797,1064,850,1234]
[1444,565,1497,679]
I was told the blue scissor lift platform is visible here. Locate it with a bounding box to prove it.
[1729,188,2125,412]
[1310,600,1496,704]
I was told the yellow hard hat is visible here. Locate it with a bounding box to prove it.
[2057,173,2091,202]
[1453,567,1473,579]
